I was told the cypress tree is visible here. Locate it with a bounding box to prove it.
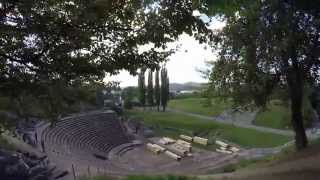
[166,75,170,103]
[138,69,146,108]
[155,68,161,111]
[161,67,169,112]
[147,69,154,108]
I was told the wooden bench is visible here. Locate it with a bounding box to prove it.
[176,140,192,152]
[230,147,240,152]
[177,139,191,146]
[162,137,176,144]
[152,144,166,152]
[215,140,240,153]
[216,149,232,154]
[215,140,229,147]
[158,138,169,145]
[146,143,161,154]
[171,144,189,156]
[164,150,181,161]
[179,134,193,141]
[193,136,208,145]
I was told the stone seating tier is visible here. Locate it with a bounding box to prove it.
[42,112,129,157]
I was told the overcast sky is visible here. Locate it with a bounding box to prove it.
[106,17,225,87]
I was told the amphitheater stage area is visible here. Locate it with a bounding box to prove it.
[38,110,239,178]
[109,142,234,175]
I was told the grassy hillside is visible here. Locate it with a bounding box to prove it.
[254,102,291,129]
[80,175,194,180]
[201,139,320,180]
[254,99,314,130]
[168,98,231,116]
[126,110,291,148]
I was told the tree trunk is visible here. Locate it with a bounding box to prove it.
[162,105,166,112]
[287,70,308,150]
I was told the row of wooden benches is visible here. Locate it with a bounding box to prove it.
[146,143,182,161]
[146,135,197,161]
[215,140,240,154]
[153,135,240,155]
[179,134,241,154]
[179,135,208,146]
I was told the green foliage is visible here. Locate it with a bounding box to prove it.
[0,96,10,110]
[126,175,192,180]
[0,0,210,125]
[173,92,202,99]
[0,135,16,151]
[122,87,139,100]
[138,69,146,107]
[255,95,314,130]
[147,69,154,106]
[122,86,139,109]
[254,100,291,130]
[254,83,316,130]
[78,176,113,180]
[0,79,100,126]
[302,87,315,128]
[205,0,320,149]
[160,67,169,111]
[154,69,161,111]
[195,0,255,17]
[168,98,231,116]
[79,175,194,180]
[127,110,291,148]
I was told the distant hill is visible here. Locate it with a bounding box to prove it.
[169,82,205,92]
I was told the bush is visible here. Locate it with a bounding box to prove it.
[124,99,133,109]
[0,135,16,151]
[303,96,314,128]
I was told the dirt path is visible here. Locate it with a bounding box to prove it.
[168,108,320,140]
[167,108,294,136]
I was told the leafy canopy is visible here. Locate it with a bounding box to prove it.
[0,0,211,120]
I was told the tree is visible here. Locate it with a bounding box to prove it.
[161,67,169,111]
[122,86,139,109]
[147,69,154,108]
[138,69,146,108]
[205,0,320,150]
[0,0,210,122]
[154,68,161,111]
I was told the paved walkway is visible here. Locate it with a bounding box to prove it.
[167,108,295,136]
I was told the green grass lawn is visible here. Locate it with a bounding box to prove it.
[168,98,231,116]
[80,175,194,180]
[254,101,291,129]
[126,110,291,148]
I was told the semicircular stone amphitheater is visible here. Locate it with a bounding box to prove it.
[41,110,129,161]
[39,110,231,176]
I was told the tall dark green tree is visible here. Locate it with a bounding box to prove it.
[138,69,146,108]
[205,0,320,150]
[147,69,154,107]
[154,68,161,111]
[161,67,169,111]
